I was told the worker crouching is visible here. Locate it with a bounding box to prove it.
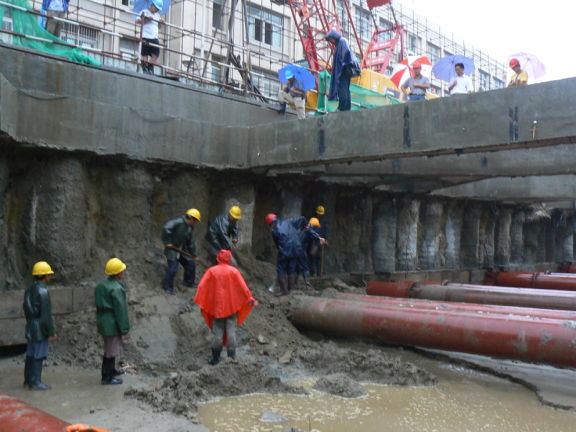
[23,261,57,390]
[95,258,131,385]
[194,250,258,365]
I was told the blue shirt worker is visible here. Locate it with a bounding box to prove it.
[23,262,57,390]
[278,70,307,119]
[401,61,430,102]
[207,206,241,267]
[42,0,70,37]
[325,29,361,112]
[297,217,322,287]
[310,206,328,276]
[162,209,201,294]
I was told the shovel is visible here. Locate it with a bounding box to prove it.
[168,245,210,268]
[320,244,325,288]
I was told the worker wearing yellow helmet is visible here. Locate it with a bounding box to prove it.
[95,258,130,385]
[310,206,328,277]
[23,262,57,390]
[207,205,241,267]
[162,208,201,295]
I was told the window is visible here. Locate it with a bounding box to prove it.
[119,38,137,59]
[336,0,348,34]
[121,0,135,7]
[493,78,504,90]
[427,43,440,64]
[1,7,12,31]
[406,33,419,55]
[210,55,224,83]
[430,85,441,95]
[354,7,371,42]
[379,18,393,41]
[212,0,223,29]
[251,69,280,99]
[480,70,490,91]
[62,24,99,49]
[248,5,282,48]
[385,66,393,76]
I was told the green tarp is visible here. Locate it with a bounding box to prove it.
[0,0,100,65]
[315,70,402,114]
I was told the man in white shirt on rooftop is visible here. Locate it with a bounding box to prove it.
[136,0,164,75]
[448,63,473,95]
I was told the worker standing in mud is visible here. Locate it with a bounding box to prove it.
[296,217,322,288]
[95,258,130,385]
[162,209,201,295]
[266,214,326,296]
[310,206,328,277]
[207,206,241,267]
[23,262,57,390]
[195,250,258,365]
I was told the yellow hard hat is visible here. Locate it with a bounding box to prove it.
[309,217,321,228]
[32,262,54,276]
[316,206,325,215]
[105,258,127,276]
[186,208,201,222]
[229,206,242,220]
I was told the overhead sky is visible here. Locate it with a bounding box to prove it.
[396,0,570,84]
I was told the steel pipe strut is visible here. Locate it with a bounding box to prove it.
[288,296,576,367]
[0,392,71,432]
[485,271,576,291]
[366,280,576,311]
[558,264,576,274]
[336,292,576,321]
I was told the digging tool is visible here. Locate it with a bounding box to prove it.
[168,245,210,268]
[320,244,325,288]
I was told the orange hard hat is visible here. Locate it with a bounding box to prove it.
[412,61,422,68]
[509,58,520,68]
[309,218,321,228]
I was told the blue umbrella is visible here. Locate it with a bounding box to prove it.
[278,64,316,92]
[432,55,476,83]
[132,0,171,18]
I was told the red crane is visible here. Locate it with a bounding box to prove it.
[361,0,404,74]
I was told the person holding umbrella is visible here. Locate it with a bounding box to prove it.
[400,61,430,102]
[508,58,528,87]
[278,69,307,119]
[448,63,473,95]
[135,0,165,75]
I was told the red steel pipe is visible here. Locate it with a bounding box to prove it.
[336,292,576,321]
[367,280,576,311]
[0,392,71,432]
[288,296,576,367]
[485,271,576,291]
[558,264,576,273]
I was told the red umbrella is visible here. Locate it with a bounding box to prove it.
[390,55,432,88]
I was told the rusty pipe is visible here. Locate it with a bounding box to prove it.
[0,392,71,432]
[288,296,576,367]
[485,271,576,291]
[336,292,576,321]
[558,264,576,274]
[367,280,576,311]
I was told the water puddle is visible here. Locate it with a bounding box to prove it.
[198,375,576,432]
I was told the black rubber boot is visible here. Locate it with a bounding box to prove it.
[278,103,287,115]
[111,357,125,376]
[287,273,296,293]
[227,349,236,360]
[24,355,34,386]
[274,274,289,297]
[30,359,51,390]
[208,348,221,366]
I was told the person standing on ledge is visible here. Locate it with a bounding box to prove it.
[508,58,528,87]
[162,209,201,295]
[95,258,130,385]
[325,29,361,112]
[401,62,430,102]
[277,70,307,119]
[208,206,241,267]
[23,261,57,390]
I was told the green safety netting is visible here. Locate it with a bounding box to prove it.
[315,70,402,114]
[0,0,100,65]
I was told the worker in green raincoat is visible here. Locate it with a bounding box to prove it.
[95,258,130,385]
[23,261,57,390]
[162,208,201,294]
[207,206,241,267]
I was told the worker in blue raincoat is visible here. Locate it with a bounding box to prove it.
[326,29,361,112]
[310,206,328,276]
[296,218,322,287]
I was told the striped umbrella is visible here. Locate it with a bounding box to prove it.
[390,55,432,88]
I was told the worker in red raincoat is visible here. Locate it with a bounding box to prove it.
[194,249,259,365]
